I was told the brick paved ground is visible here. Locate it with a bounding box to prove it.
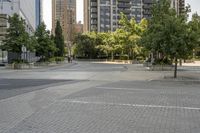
[2,80,200,133]
[0,63,200,133]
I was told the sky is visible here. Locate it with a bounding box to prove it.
[185,0,200,19]
[43,0,200,30]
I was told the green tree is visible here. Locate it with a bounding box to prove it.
[117,13,147,59]
[35,22,56,60]
[73,13,147,60]
[141,0,197,78]
[27,35,38,52]
[96,32,117,60]
[54,21,65,57]
[74,32,98,58]
[2,13,29,53]
[189,13,200,57]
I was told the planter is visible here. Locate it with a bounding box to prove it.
[34,62,50,67]
[6,63,34,69]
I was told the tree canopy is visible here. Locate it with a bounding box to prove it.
[73,13,147,60]
[54,21,65,57]
[2,13,30,53]
[35,22,56,60]
[141,0,199,78]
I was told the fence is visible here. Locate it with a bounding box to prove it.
[8,52,40,64]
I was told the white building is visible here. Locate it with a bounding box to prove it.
[0,0,36,63]
[0,0,36,33]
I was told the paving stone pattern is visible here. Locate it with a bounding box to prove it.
[4,81,200,133]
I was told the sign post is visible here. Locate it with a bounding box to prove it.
[21,45,27,63]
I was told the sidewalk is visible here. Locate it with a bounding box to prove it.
[182,61,200,66]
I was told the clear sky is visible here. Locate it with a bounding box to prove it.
[186,0,200,19]
[43,0,199,30]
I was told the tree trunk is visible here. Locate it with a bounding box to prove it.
[111,52,114,61]
[174,57,178,78]
[179,59,182,66]
[129,49,132,60]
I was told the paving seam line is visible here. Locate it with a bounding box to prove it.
[65,100,200,110]
[95,86,155,91]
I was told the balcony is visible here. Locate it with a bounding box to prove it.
[117,15,131,20]
[91,25,97,31]
[143,4,152,9]
[143,10,151,15]
[91,2,97,7]
[118,9,131,14]
[118,0,130,2]
[0,27,7,35]
[0,22,7,27]
[91,14,97,18]
[118,3,131,8]
[91,8,97,13]
[91,20,97,25]
[142,0,153,4]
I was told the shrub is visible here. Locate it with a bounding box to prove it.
[48,57,56,62]
[55,57,65,62]
[11,59,27,64]
[153,58,172,65]
[120,55,129,60]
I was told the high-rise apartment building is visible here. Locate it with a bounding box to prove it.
[52,0,76,43]
[178,0,185,15]
[84,0,185,32]
[131,0,143,23]
[84,0,129,32]
[84,0,145,32]
[36,0,43,28]
[143,0,184,16]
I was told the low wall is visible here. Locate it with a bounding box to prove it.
[6,61,66,69]
[75,59,140,64]
[6,63,34,69]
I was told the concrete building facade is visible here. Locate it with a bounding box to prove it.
[84,0,185,32]
[83,0,89,32]
[143,0,185,17]
[0,0,36,33]
[52,0,76,44]
[0,0,37,45]
[0,0,37,63]
[178,0,185,14]
[83,0,147,32]
[0,14,7,63]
